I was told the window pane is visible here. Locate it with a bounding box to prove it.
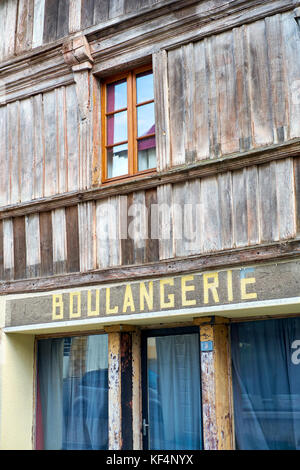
[37,334,109,450]
[107,111,127,145]
[107,79,127,112]
[136,71,154,104]
[147,334,202,450]
[138,136,156,171]
[137,102,155,138]
[107,143,128,178]
[231,318,300,450]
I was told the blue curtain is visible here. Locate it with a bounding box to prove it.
[148,333,202,450]
[38,334,108,450]
[231,318,300,450]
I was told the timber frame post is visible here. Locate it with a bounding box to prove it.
[194,316,234,450]
[105,325,139,450]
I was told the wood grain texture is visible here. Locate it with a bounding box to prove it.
[65,205,80,273]
[13,216,26,280]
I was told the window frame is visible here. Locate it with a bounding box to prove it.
[101,64,156,183]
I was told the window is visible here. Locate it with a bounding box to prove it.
[101,66,156,182]
[231,318,300,450]
[36,334,108,450]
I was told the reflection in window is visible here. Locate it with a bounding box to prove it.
[231,318,300,450]
[102,68,156,181]
[36,334,108,450]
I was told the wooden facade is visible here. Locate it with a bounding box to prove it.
[1,0,300,451]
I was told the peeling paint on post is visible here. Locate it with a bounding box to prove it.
[196,316,234,450]
[132,329,142,450]
[121,332,133,450]
[108,332,122,450]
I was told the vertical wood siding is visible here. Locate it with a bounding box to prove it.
[0,84,93,207]
[0,157,297,281]
[0,0,161,61]
[164,12,300,168]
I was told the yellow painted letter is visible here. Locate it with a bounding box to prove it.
[87,289,100,317]
[241,277,257,300]
[106,288,119,315]
[69,292,81,318]
[140,281,153,311]
[123,284,135,313]
[203,272,220,304]
[160,278,175,309]
[52,294,64,320]
[227,270,233,302]
[181,275,196,306]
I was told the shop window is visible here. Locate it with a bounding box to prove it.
[101,66,156,182]
[36,334,108,450]
[231,318,300,450]
[141,327,202,450]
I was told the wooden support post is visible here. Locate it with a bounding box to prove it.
[106,325,137,450]
[194,316,234,450]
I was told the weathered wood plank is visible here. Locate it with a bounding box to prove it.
[43,0,59,43]
[3,0,18,60]
[258,162,278,242]
[121,332,133,450]
[168,47,184,166]
[13,216,27,280]
[156,184,173,260]
[39,211,53,276]
[246,19,274,146]
[145,188,159,263]
[245,166,260,245]
[265,14,288,143]
[198,318,234,450]
[276,158,296,240]
[232,25,252,152]
[132,329,142,450]
[25,213,41,277]
[108,332,122,450]
[78,201,95,271]
[182,43,196,163]
[108,0,124,19]
[81,0,95,29]
[121,193,135,265]
[69,0,81,33]
[56,0,69,39]
[20,98,34,202]
[200,177,221,253]
[52,208,67,274]
[7,101,20,205]
[33,94,45,200]
[294,157,300,235]
[217,172,233,249]
[65,205,80,273]
[214,30,239,155]
[16,0,34,54]
[43,90,57,197]
[0,106,9,207]
[96,196,120,268]
[94,0,109,23]
[194,39,210,160]
[32,0,46,47]
[153,50,171,171]
[282,11,300,140]
[2,219,14,280]
[0,221,3,280]
[66,85,80,192]
[232,169,248,248]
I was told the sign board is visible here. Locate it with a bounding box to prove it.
[5,260,300,328]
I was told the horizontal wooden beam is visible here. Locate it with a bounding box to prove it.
[0,0,298,104]
[1,238,300,295]
[0,139,299,220]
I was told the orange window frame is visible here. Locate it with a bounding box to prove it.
[101,65,156,183]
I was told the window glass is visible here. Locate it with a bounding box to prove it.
[36,334,108,450]
[138,136,156,171]
[107,143,128,178]
[107,111,128,145]
[231,318,300,450]
[107,79,127,112]
[146,333,202,450]
[137,103,155,138]
[136,72,154,104]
